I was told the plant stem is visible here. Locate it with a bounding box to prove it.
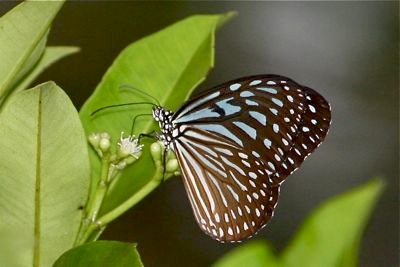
[98,177,162,226]
[75,153,111,245]
[88,154,111,221]
[78,152,165,244]
[75,143,172,245]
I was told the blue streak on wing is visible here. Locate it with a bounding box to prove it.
[174,108,220,123]
[215,97,241,116]
[195,124,243,147]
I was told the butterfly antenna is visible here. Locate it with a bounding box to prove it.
[129,113,153,136]
[119,84,161,106]
[90,102,156,116]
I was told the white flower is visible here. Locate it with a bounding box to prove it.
[118,132,144,158]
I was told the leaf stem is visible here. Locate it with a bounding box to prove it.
[98,175,162,227]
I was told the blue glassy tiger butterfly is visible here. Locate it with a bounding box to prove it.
[150,74,331,242]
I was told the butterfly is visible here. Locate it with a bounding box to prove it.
[151,74,331,242]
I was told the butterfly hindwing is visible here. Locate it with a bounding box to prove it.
[174,126,279,242]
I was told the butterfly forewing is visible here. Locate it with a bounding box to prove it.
[157,74,331,242]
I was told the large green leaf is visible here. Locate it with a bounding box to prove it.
[213,179,383,267]
[14,46,80,92]
[0,82,90,267]
[281,178,384,267]
[0,1,64,105]
[79,13,234,216]
[212,240,279,267]
[53,241,143,267]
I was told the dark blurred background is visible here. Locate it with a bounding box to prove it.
[1,2,398,266]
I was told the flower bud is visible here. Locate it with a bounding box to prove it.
[100,132,111,140]
[88,133,100,148]
[166,159,179,173]
[99,138,111,152]
[150,141,163,161]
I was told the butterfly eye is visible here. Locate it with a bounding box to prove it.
[152,107,160,121]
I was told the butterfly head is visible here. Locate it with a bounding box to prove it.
[152,106,175,149]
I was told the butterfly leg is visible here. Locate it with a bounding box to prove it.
[161,147,169,182]
[138,131,156,143]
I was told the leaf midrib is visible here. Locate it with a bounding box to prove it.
[33,89,42,267]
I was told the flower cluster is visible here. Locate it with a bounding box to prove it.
[88,131,180,177]
[88,132,143,170]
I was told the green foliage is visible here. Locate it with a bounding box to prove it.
[213,179,384,267]
[0,82,90,267]
[14,46,80,92]
[0,1,64,106]
[213,241,279,267]
[0,2,385,266]
[282,178,384,267]
[54,241,143,267]
[79,12,235,219]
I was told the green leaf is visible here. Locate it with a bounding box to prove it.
[53,241,144,267]
[14,46,80,92]
[281,178,384,267]
[0,1,64,104]
[213,240,279,267]
[0,82,90,267]
[79,13,235,217]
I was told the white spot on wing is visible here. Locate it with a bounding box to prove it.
[249,111,267,126]
[246,99,258,106]
[257,87,277,94]
[233,121,257,139]
[256,208,261,217]
[273,123,279,133]
[272,98,283,107]
[264,138,272,149]
[228,227,233,235]
[268,161,275,170]
[249,172,257,179]
[249,80,262,86]
[282,138,289,146]
[269,108,278,115]
[240,91,254,97]
[238,152,248,159]
[230,83,241,91]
